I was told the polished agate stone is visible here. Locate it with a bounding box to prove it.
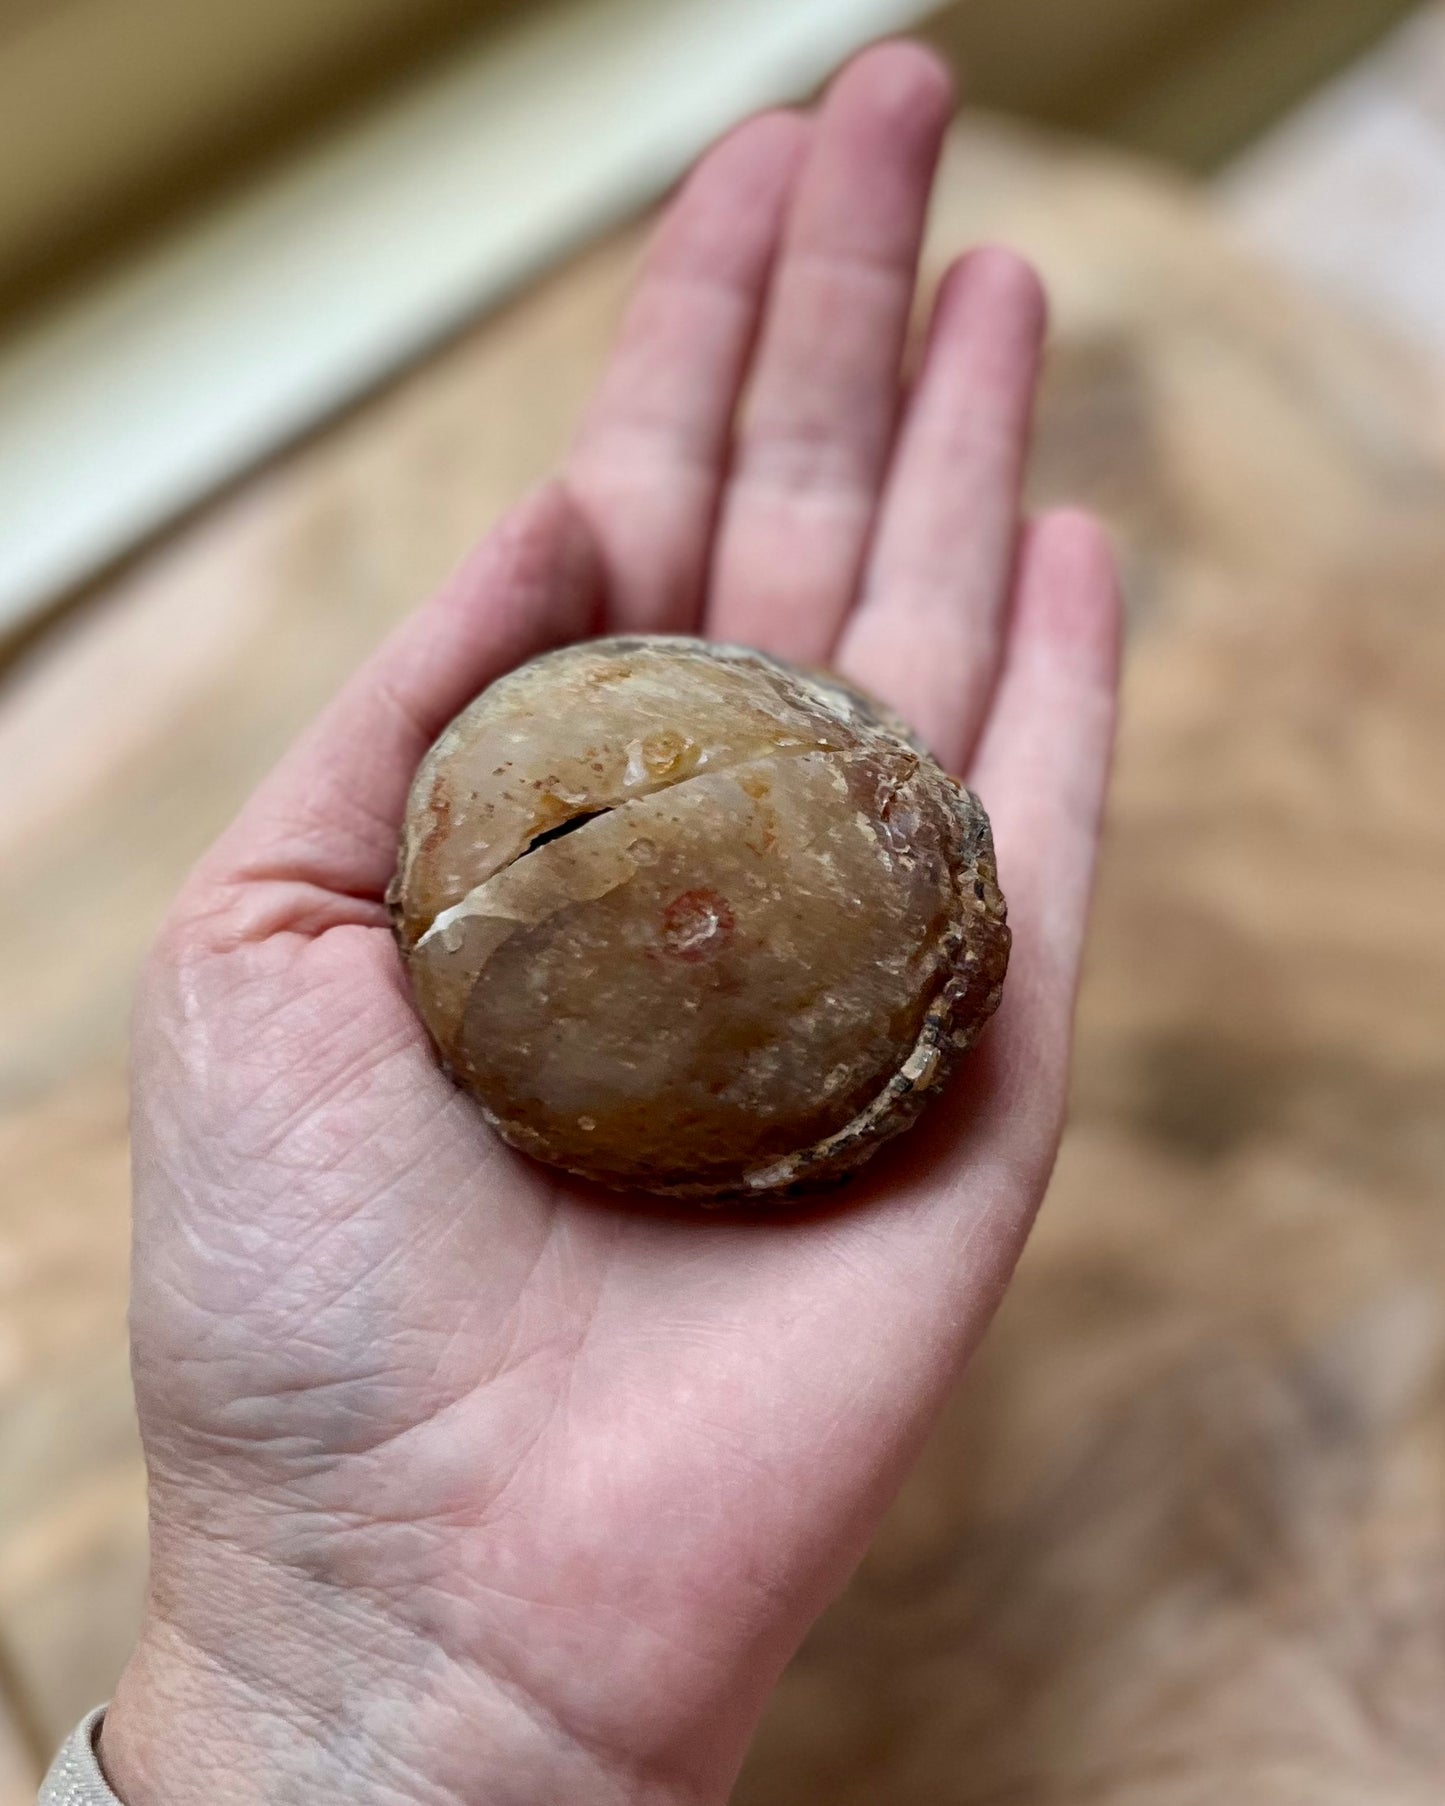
[389,637,1009,1200]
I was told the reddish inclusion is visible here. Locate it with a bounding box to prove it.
[659,888,736,962]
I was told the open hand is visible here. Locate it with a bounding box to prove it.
[106,43,1120,1806]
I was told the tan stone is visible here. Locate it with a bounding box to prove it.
[391,637,1010,1200]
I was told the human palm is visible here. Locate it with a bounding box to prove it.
[108,45,1120,1806]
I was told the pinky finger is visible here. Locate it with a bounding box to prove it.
[967,509,1123,1081]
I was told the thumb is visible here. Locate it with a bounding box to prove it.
[185,482,603,929]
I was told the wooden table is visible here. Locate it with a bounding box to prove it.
[2,119,1443,1803]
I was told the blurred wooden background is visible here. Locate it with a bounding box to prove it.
[0,0,1420,328]
[3,38,1445,1806]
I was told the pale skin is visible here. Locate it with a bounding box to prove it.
[102,42,1121,1806]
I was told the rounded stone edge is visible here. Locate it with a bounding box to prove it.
[389,635,1011,1204]
[610,777,1006,1202]
[455,776,1010,1206]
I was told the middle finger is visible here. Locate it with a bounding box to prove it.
[705,43,954,664]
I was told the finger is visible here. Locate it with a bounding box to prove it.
[837,248,1047,773]
[191,484,602,919]
[568,110,811,634]
[706,42,954,662]
[967,510,1123,1103]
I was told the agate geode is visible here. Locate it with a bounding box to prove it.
[389,637,1009,1201]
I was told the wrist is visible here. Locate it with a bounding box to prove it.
[102,1533,702,1806]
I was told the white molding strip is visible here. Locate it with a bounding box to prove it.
[0,0,932,633]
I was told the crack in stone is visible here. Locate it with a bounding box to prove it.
[518,807,615,858]
[412,743,842,952]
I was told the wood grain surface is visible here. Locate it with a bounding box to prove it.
[1,120,1442,1802]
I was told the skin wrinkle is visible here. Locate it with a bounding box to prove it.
[144,1177,457,1392]
[745,254,912,381]
[731,385,901,502]
[259,1338,556,1481]
[367,672,450,764]
[250,1182,449,1331]
[453,1503,770,1763]
[572,424,722,495]
[152,1139,413,1327]
[585,170,797,363]
[200,883,393,942]
[537,1213,626,1455]
[155,1184,596,1500]
[198,1351,435,1451]
[722,463,891,520]
[137,1606,492,1806]
[175,865,394,947]
[233,774,409,883]
[158,1518,705,1806]
[215,1026,422,1166]
[171,1308,457,1467]
[460,1192,588,1421]
[466,1630,717,1806]
[190,1038,427,1182]
[573,281,758,449]
[153,959,328,1091]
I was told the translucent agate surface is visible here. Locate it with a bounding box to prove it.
[390,638,1009,1200]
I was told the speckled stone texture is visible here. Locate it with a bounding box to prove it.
[390,637,1009,1200]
